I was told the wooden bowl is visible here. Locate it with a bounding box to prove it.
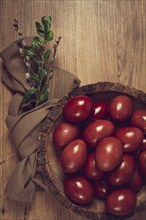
[37,82,146,220]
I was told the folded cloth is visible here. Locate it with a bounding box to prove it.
[0,37,80,202]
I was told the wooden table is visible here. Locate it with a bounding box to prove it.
[0,0,146,219]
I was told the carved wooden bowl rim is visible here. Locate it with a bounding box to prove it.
[37,81,146,220]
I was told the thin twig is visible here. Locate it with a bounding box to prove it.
[50,36,62,66]
[47,36,62,80]
[13,18,23,41]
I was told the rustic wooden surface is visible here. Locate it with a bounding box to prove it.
[0,0,146,220]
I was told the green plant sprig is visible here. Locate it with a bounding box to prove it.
[13,16,61,112]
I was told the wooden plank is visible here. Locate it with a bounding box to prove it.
[0,0,146,219]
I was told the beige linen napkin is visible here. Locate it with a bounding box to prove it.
[0,37,80,202]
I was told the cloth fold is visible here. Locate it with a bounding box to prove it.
[0,37,80,202]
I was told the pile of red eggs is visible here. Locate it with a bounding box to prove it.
[52,94,146,216]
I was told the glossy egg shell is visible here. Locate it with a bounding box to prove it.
[84,153,105,180]
[64,176,95,204]
[115,127,143,152]
[63,95,93,123]
[105,188,137,215]
[128,166,143,192]
[95,137,123,171]
[94,180,111,199]
[131,109,146,134]
[141,137,146,150]
[83,120,115,148]
[91,102,108,121]
[108,154,136,186]
[109,95,133,122]
[60,139,87,173]
[138,150,146,175]
[53,122,80,150]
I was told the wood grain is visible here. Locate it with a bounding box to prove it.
[0,0,146,219]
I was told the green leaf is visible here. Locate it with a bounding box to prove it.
[22,49,35,57]
[32,37,43,51]
[41,16,47,26]
[38,68,48,81]
[31,73,40,86]
[25,87,38,97]
[35,21,43,31]
[41,16,52,36]
[41,16,51,26]
[45,30,54,42]
[44,49,51,61]
[33,58,42,66]
[37,29,44,38]
[44,23,51,36]
[38,87,48,104]
[22,87,38,104]
[46,16,52,23]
